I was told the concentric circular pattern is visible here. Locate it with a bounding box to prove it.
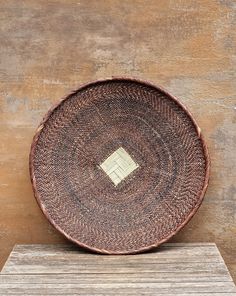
[30,78,209,254]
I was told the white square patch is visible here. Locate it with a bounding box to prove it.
[100,147,139,186]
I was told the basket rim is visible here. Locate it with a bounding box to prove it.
[29,76,210,254]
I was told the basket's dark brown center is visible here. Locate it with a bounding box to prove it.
[100,147,139,186]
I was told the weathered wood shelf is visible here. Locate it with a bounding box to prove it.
[0,243,235,295]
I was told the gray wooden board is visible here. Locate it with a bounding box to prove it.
[0,243,235,295]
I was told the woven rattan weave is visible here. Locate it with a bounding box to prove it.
[30,78,209,254]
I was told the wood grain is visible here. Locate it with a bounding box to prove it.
[0,0,235,282]
[0,243,236,295]
[1,243,228,274]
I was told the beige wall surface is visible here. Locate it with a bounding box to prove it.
[0,0,235,281]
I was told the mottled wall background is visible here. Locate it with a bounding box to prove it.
[0,0,235,281]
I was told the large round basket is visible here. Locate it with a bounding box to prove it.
[30,77,210,254]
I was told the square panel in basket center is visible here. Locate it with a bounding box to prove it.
[100,147,139,186]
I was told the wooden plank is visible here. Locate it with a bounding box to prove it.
[1,243,226,274]
[0,281,235,295]
[0,273,233,284]
[1,262,229,275]
[0,243,235,295]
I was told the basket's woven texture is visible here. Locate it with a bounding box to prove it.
[30,78,209,254]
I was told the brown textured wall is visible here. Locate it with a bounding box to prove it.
[0,0,235,281]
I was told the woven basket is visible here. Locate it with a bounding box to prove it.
[30,77,210,254]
